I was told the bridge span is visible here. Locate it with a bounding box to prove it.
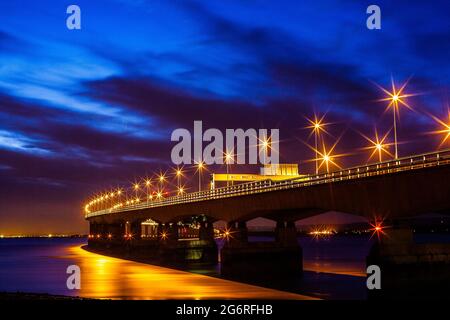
[85,150,450,298]
[86,149,450,225]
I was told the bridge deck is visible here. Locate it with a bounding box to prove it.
[85,149,450,219]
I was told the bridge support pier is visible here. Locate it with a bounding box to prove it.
[220,220,302,279]
[223,221,248,247]
[88,222,105,246]
[158,221,218,264]
[275,221,299,247]
[199,221,215,241]
[107,223,123,240]
[130,221,142,240]
[367,227,450,300]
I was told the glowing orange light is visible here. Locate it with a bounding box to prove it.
[225,152,233,163]
[428,109,450,148]
[305,113,332,174]
[305,114,330,136]
[222,228,233,240]
[369,220,387,240]
[261,139,269,149]
[375,77,417,159]
[376,78,415,113]
[305,136,346,174]
[257,136,273,154]
[309,228,334,238]
[360,128,393,163]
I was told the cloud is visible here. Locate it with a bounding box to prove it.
[1,0,449,234]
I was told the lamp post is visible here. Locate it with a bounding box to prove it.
[145,179,151,201]
[176,168,182,191]
[376,78,414,160]
[225,152,232,187]
[197,162,204,192]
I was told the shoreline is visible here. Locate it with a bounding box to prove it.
[0,292,93,300]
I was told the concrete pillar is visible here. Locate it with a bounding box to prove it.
[159,223,178,243]
[367,227,450,299]
[124,221,131,237]
[221,219,302,278]
[88,222,97,245]
[130,221,142,240]
[89,222,97,236]
[224,221,248,247]
[275,220,298,247]
[199,221,215,241]
[107,223,122,239]
[167,223,179,242]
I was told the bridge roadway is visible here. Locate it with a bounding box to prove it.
[86,149,450,226]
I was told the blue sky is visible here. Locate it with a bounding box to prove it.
[0,0,449,234]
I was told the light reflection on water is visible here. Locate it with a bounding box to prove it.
[70,245,312,299]
[0,238,312,300]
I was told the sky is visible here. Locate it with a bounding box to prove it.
[0,0,450,235]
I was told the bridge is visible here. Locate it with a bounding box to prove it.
[85,150,450,297]
[86,149,450,223]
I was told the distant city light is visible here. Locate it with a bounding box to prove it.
[309,229,334,237]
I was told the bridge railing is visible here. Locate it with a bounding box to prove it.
[85,149,450,218]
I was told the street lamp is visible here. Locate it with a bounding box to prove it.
[304,137,345,174]
[427,109,450,148]
[175,168,183,192]
[306,114,329,175]
[133,182,139,199]
[225,152,233,187]
[157,173,165,192]
[375,77,414,159]
[197,161,204,192]
[260,137,269,165]
[144,179,151,201]
[360,128,393,163]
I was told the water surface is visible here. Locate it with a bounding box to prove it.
[0,238,312,299]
